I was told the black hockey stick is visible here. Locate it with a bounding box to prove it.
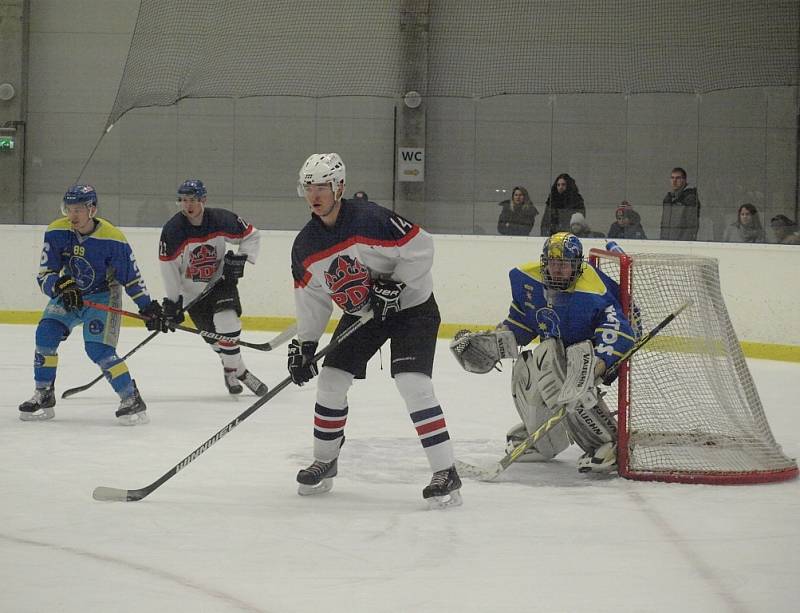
[92,311,375,502]
[456,301,691,481]
[83,299,297,351]
[61,279,226,399]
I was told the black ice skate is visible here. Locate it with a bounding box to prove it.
[19,385,56,421]
[297,458,338,496]
[423,465,463,509]
[115,381,149,426]
[237,370,268,396]
[224,368,243,394]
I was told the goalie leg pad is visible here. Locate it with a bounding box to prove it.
[510,343,571,460]
[565,396,618,454]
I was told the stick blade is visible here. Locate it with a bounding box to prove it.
[62,386,89,399]
[454,459,503,482]
[93,486,133,502]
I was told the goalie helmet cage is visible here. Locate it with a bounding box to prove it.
[588,249,798,485]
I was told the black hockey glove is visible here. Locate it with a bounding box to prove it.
[54,275,83,311]
[287,339,319,385]
[162,296,185,332]
[370,279,405,322]
[223,251,248,282]
[139,300,168,333]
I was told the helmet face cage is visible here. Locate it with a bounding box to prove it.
[61,184,98,216]
[541,232,584,290]
[176,179,207,205]
[297,153,346,197]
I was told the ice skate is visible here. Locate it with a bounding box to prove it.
[297,458,337,496]
[423,465,463,509]
[115,381,149,426]
[19,385,56,421]
[577,442,617,474]
[237,369,268,396]
[224,368,243,394]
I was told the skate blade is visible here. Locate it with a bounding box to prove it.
[117,412,150,426]
[18,409,55,422]
[297,478,334,496]
[426,490,463,510]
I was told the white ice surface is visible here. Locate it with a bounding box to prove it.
[0,323,798,613]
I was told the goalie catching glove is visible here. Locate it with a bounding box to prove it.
[449,328,519,374]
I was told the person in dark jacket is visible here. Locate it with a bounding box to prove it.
[608,202,647,240]
[569,212,605,238]
[497,186,538,236]
[540,173,585,236]
[660,167,700,241]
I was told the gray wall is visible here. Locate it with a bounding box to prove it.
[21,0,800,241]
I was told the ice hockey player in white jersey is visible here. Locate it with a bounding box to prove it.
[451,232,636,474]
[156,179,267,396]
[288,153,461,508]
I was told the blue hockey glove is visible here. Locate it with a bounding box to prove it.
[287,339,319,385]
[54,276,83,311]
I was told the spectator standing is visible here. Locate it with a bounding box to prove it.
[608,202,647,240]
[540,173,585,236]
[660,167,700,241]
[569,212,605,238]
[770,215,800,244]
[497,186,538,236]
[722,203,765,243]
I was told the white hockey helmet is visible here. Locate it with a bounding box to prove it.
[297,153,346,197]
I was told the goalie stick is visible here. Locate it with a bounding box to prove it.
[455,301,691,481]
[61,278,226,399]
[92,311,374,502]
[82,300,297,351]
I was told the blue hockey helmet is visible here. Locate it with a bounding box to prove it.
[61,184,98,215]
[541,231,584,290]
[177,179,207,200]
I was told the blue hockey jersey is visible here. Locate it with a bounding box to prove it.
[503,261,636,369]
[37,217,152,310]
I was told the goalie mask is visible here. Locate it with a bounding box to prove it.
[297,153,346,197]
[541,232,584,291]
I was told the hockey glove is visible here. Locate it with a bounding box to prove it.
[287,339,319,385]
[54,276,83,311]
[140,300,167,333]
[162,296,185,332]
[370,279,405,322]
[223,251,248,282]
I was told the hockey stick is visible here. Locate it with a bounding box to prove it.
[92,311,375,502]
[61,279,227,399]
[455,301,691,481]
[82,300,297,351]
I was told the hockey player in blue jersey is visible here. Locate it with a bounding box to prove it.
[287,153,461,507]
[451,232,636,473]
[19,185,162,425]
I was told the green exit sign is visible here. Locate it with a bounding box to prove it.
[0,136,14,151]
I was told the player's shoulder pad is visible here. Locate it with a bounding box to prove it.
[46,217,72,232]
[574,263,611,296]
[512,261,544,284]
[204,207,252,234]
[91,218,128,242]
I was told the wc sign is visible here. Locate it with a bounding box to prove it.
[397,148,425,182]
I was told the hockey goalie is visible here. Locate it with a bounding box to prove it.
[451,232,637,474]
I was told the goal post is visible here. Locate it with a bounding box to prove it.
[589,249,798,485]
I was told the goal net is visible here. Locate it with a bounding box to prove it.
[590,249,798,484]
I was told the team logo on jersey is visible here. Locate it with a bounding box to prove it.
[187,244,217,281]
[535,307,562,339]
[68,256,96,290]
[88,318,105,335]
[324,255,370,313]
